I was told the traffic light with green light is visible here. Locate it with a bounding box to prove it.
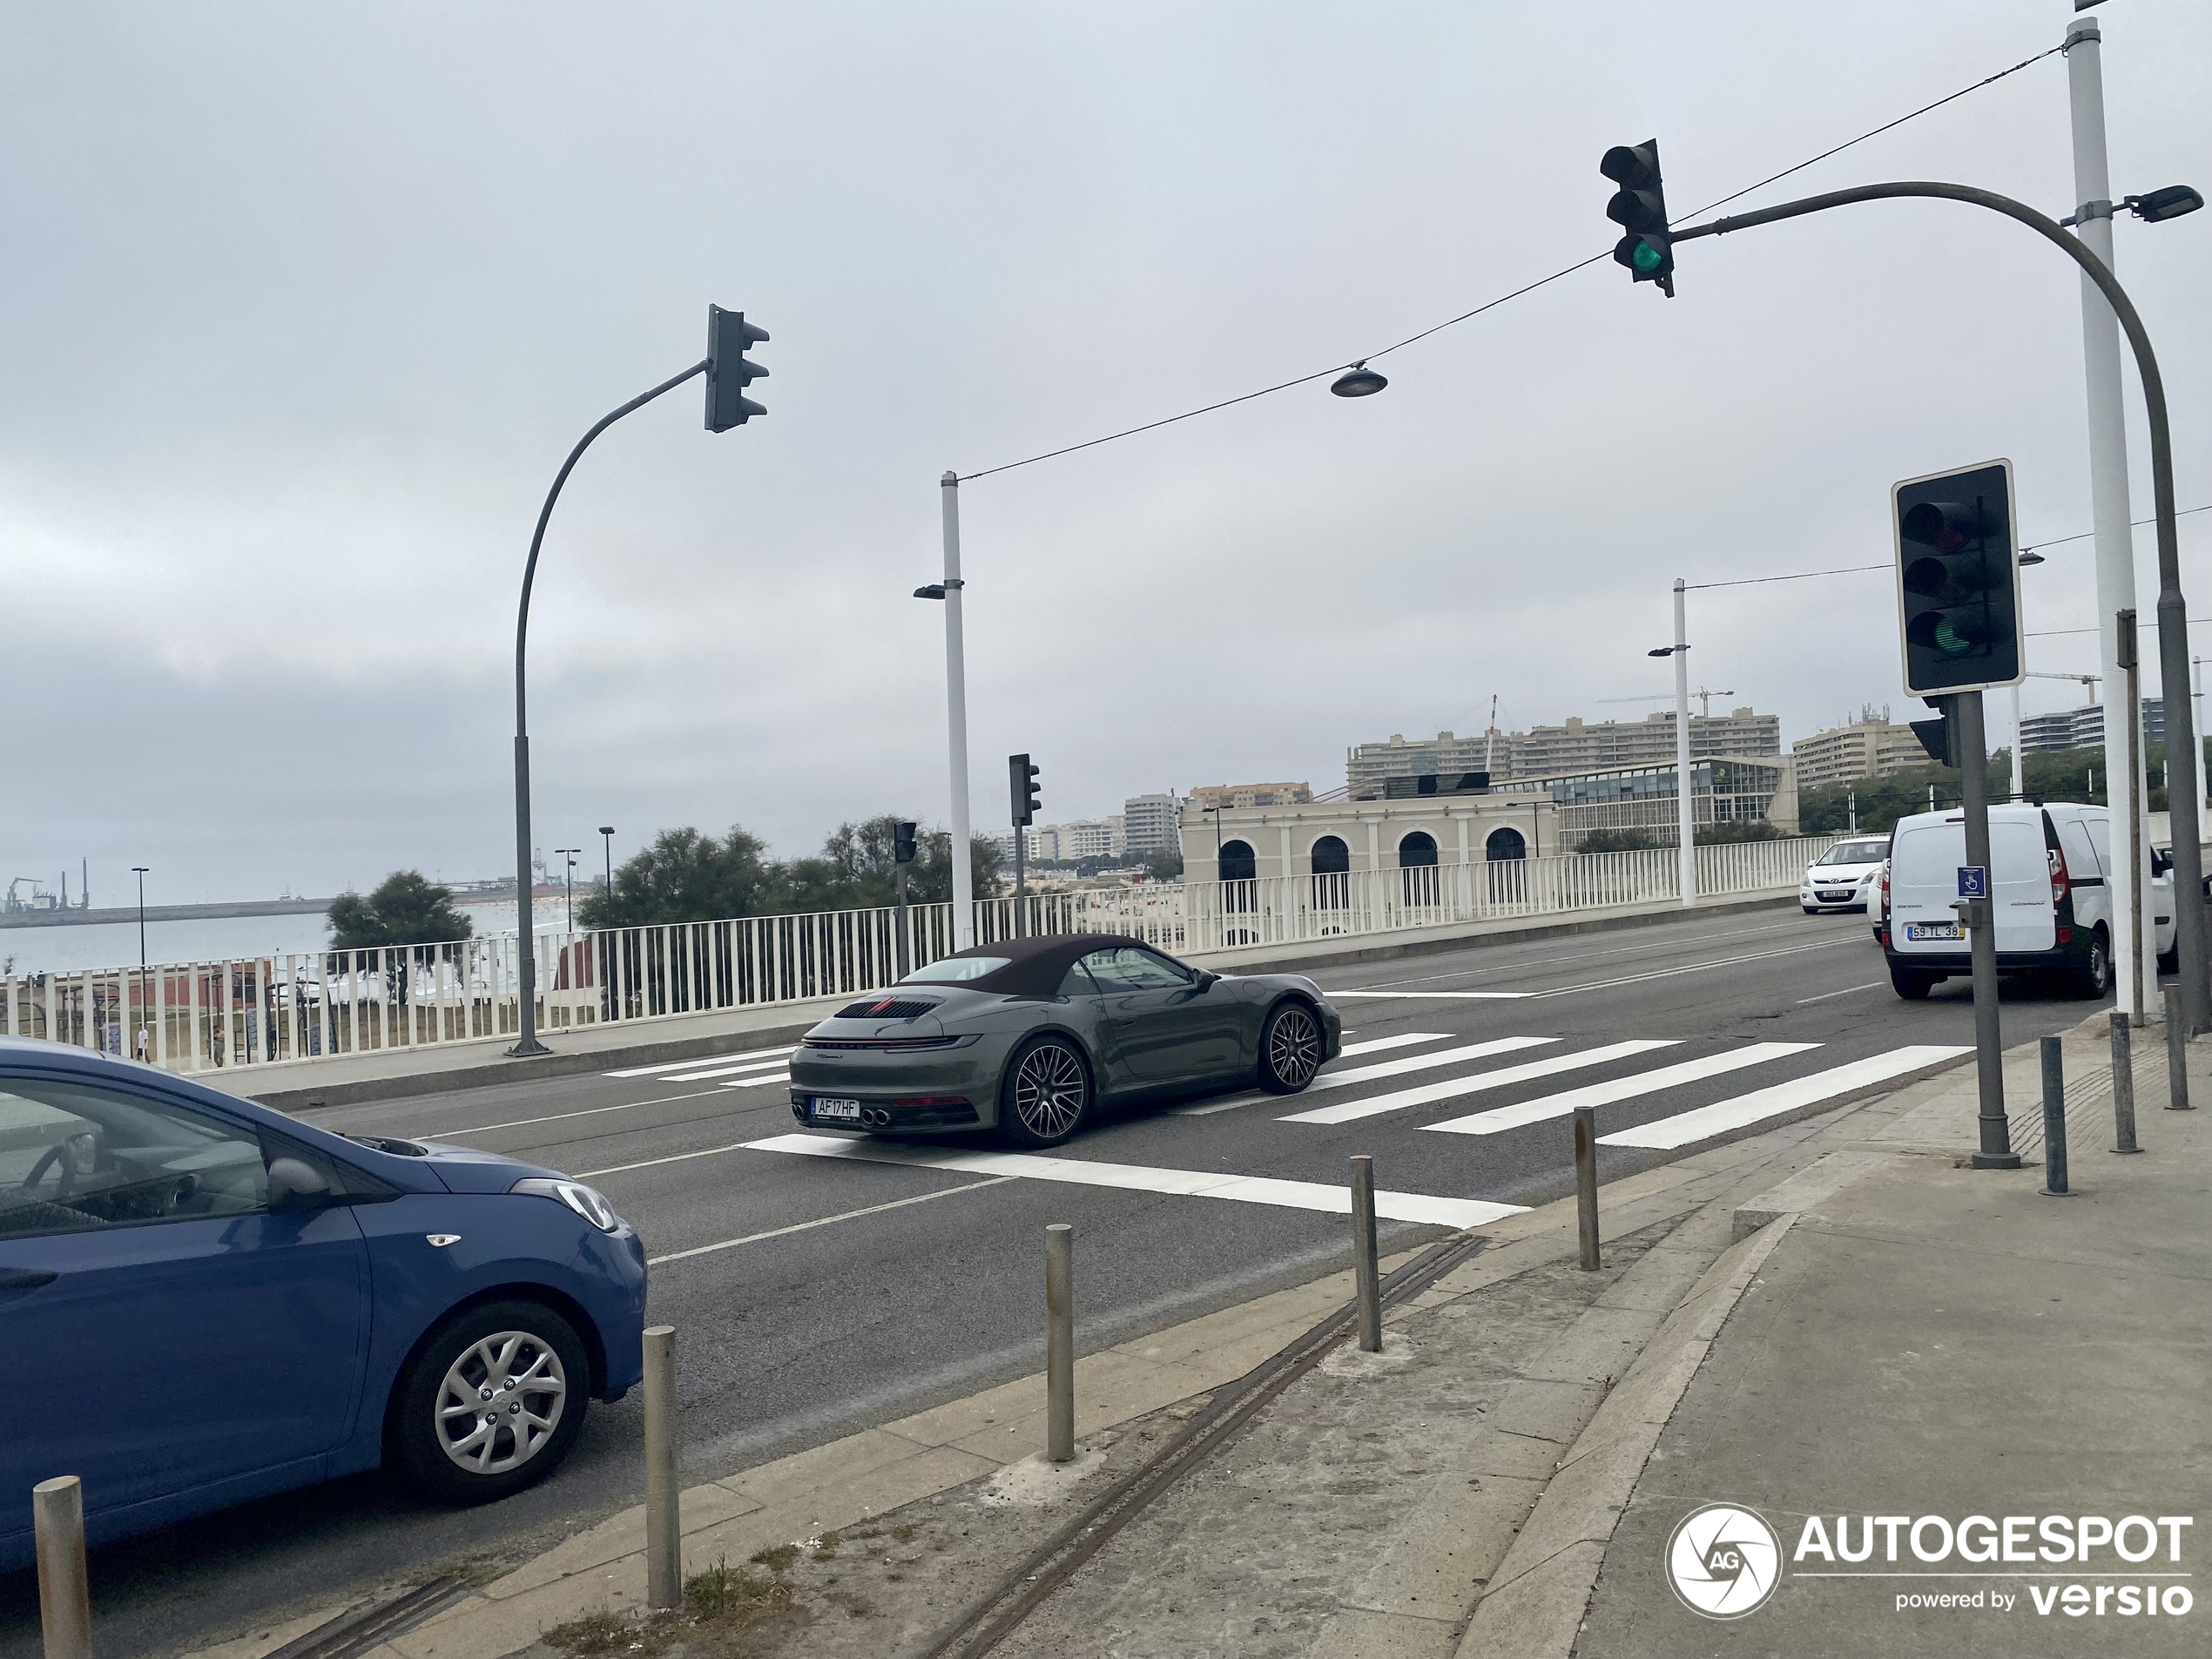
[1892,460,2023,696]
[1601,141,1674,295]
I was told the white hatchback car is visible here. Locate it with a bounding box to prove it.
[1800,836,1889,914]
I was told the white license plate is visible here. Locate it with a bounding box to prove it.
[1905,923,1962,941]
[812,1097,862,1121]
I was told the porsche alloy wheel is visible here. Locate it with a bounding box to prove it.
[1258,1001,1324,1094]
[1001,1038,1090,1147]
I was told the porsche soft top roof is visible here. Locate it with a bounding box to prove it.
[921,934,1160,997]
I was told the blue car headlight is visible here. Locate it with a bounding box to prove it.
[512,1177,625,1233]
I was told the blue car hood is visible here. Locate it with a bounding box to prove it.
[408,1139,570,1193]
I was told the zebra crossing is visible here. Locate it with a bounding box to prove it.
[1286,1030,1968,1145]
[604,1045,794,1086]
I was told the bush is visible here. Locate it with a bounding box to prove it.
[1577,828,1659,854]
[1694,820,1783,845]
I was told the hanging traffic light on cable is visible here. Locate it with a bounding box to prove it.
[1601,140,1674,296]
[1892,460,2023,696]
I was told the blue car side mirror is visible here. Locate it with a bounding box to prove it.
[267,1157,337,1213]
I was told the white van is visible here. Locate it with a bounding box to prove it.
[1879,803,2175,1000]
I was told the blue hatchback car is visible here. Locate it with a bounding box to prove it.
[0,1036,646,1570]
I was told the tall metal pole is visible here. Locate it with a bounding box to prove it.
[1671,178,2207,1034]
[2121,611,2146,1026]
[1673,577,1695,905]
[2067,12,2150,1022]
[510,359,707,1057]
[1957,692,2018,1167]
[941,472,975,950]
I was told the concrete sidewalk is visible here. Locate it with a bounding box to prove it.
[1558,1017,2211,1659]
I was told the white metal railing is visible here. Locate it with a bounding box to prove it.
[2,835,1831,1077]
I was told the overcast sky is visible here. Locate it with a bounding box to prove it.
[3,1,2208,904]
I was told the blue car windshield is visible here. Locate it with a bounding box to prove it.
[901,956,1012,982]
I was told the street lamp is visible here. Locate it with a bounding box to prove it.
[556,849,581,931]
[508,307,765,1059]
[1330,361,1388,397]
[598,826,616,902]
[1648,591,1694,907]
[918,480,974,949]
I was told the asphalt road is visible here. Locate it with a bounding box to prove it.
[0,905,2120,1659]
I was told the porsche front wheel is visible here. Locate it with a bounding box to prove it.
[1258,1001,1325,1095]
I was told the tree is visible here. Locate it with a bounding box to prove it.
[578,826,778,929]
[1146,847,1185,880]
[327,871,474,950]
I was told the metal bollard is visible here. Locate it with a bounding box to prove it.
[1350,1156,1381,1352]
[2165,985,2194,1111]
[643,1325,680,1611]
[1045,1224,1075,1462]
[34,1475,91,1659]
[1574,1106,1602,1270]
[2040,1037,2071,1197]
[2109,1011,2141,1154]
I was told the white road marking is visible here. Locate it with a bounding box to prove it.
[1598,1045,1973,1150]
[435,1089,725,1138]
[647,1177,1018,1265]
[720,1071,793,1089]
[1337,1031,1455,1057]
[582,1141,755,1177]
[604,1045,794,1078]
[662,1055,796,1082]
[1332,990,1532,1000]
[1794,981,1887,1005]
[1172,1036,1555,1116]
[1279,1040,1680,1126]
[741,1133,1526,1230]
[1312,1036,1558,1089]
[1526,939,1851,1000]
[1421,1042,1821,1136]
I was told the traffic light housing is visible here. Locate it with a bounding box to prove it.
[1911,697,1962,768]
[1601,141,1674,295]
[705,305,769,430]
[1009,754,1041,827]
[1892,460,2022,696]
[893,821,918,864]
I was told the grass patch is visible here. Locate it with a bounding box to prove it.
[542,1609,678,1658]
[748,1542,800,1573]
[890,1523,916,1542]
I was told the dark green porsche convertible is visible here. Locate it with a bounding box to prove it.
[786,934,1342,1147]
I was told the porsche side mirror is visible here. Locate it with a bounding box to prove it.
[1194,971,1220,993]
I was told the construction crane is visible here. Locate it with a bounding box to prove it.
[1595,688,1738,718]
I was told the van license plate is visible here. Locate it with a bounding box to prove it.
[1905,923,1962,941]
[813,1097,861,1120]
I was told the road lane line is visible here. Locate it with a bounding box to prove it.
[1525,938,1851,998]
[603,1045,794,1078]
[740,1133,1526,1230]
[1795,981,1886,1004]
[1598,1045,1973,1150]
[719,1071,793,1088]
[1172,1036,1558,1117]
[1332,991,1534,1000]
[647,1177,1018,1265]
[661,1055,796,1082]
[434,1089,726,1138]
[1337,1031,1455,1057]
[1279,1041,1681,1126]
[1422,1042,1822,1136]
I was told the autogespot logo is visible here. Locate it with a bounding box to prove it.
[1668,1503,1784,1619]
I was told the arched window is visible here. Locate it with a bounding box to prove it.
[1397,830,1440,910]
[1486,826,1527,861]
[1398,832,1439,868]
[1310,836,1350,874]
[1309,834,1351,914]
[1218,840,1257,882]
